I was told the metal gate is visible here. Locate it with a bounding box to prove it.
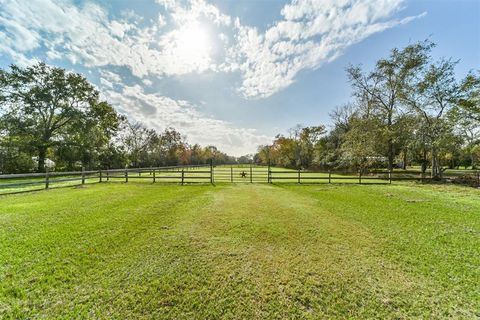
[213,165,268,183]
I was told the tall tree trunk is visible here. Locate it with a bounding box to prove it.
[387,114,394,171]
[37,145,47,173]
[421,148,428,175]
[449,158,455,170]
[387,144,394,171]
[431,146,441,180]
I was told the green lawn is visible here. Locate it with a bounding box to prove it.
[0,182,479,318]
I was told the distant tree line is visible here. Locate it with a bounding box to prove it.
[0,63,246,174]
[254,41,479,179]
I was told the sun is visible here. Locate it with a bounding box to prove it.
[175,22,210,62]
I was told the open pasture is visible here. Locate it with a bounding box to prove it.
[0,182,478,318]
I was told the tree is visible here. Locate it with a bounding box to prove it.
[341,116,383,171]
[295,126,325,168]
[456,71,480,122]
[346,40,433,170]
[315,104,357,169]
[119,121,157,168]
[56,101,121,170]
[189,144,204,165]
[0,63,116,172]
[451,108,480,169]
[450,72,480,169]
[254,145,272,165]
[157,128,186,166]
[401,59,461,179]
[237,155,253,164]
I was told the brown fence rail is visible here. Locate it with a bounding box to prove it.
[0,164,215,194]
[1,164,479,195]
[267,168,480,185]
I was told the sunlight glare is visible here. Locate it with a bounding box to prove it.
[175,22,210,63]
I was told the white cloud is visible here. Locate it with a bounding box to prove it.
[101,82,270,155]
[227,0,425,98]
[0,0,227,78]
[165,0,231,26]
[100,70,122,83]
[0,0,424,153]
[142,79,153,86]
[0,0,422,99]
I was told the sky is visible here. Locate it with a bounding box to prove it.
[0,0,479,156]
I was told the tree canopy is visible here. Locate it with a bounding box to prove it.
[254,41,479,176]
[1,41,478,175]
[0,63,243,173]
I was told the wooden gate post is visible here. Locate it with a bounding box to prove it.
[359,169,362,184]
[125,166,128,183]
[210,159,214,184]
[99,170,102,183]
[267,162,271,184]
[45,167,49,189]
[81,166,85,185]
[153,169,156,183]
[297,169,301,184]
[250,164,253,183]
[181,169,185,185]
[328,170,331,184]
[230,166,233,183]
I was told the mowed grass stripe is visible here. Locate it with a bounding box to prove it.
[0,183,478,318]
[0,184,216,318]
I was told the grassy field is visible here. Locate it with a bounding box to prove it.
[0,182,479,318]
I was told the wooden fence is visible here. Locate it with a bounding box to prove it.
[1,163,479,195]
[267,167,480,185]
[0,164,213,194]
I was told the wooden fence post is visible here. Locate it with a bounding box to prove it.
[298,169,301,184]
[230,166,233,183]
[389,170,392,184]
[81,166,85,185]
[106,169,110,182]
[250,164,252,183]
[99,170,102,183]
[153,169,156,183]
[210,159,214,184]
[359,170,362,184]
[45,167,49,189]
[181,169,185,185]
[125,166,128,183]
[328,170,331,184]
[267,162,271,184]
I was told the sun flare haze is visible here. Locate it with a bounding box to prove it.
[173,21,211,66]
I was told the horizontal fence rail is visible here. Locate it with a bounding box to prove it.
[0,168,100,193]
[267,168,480,186]
[1,164,479,195]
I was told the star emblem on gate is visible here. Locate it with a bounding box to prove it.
[240,171,247,178]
